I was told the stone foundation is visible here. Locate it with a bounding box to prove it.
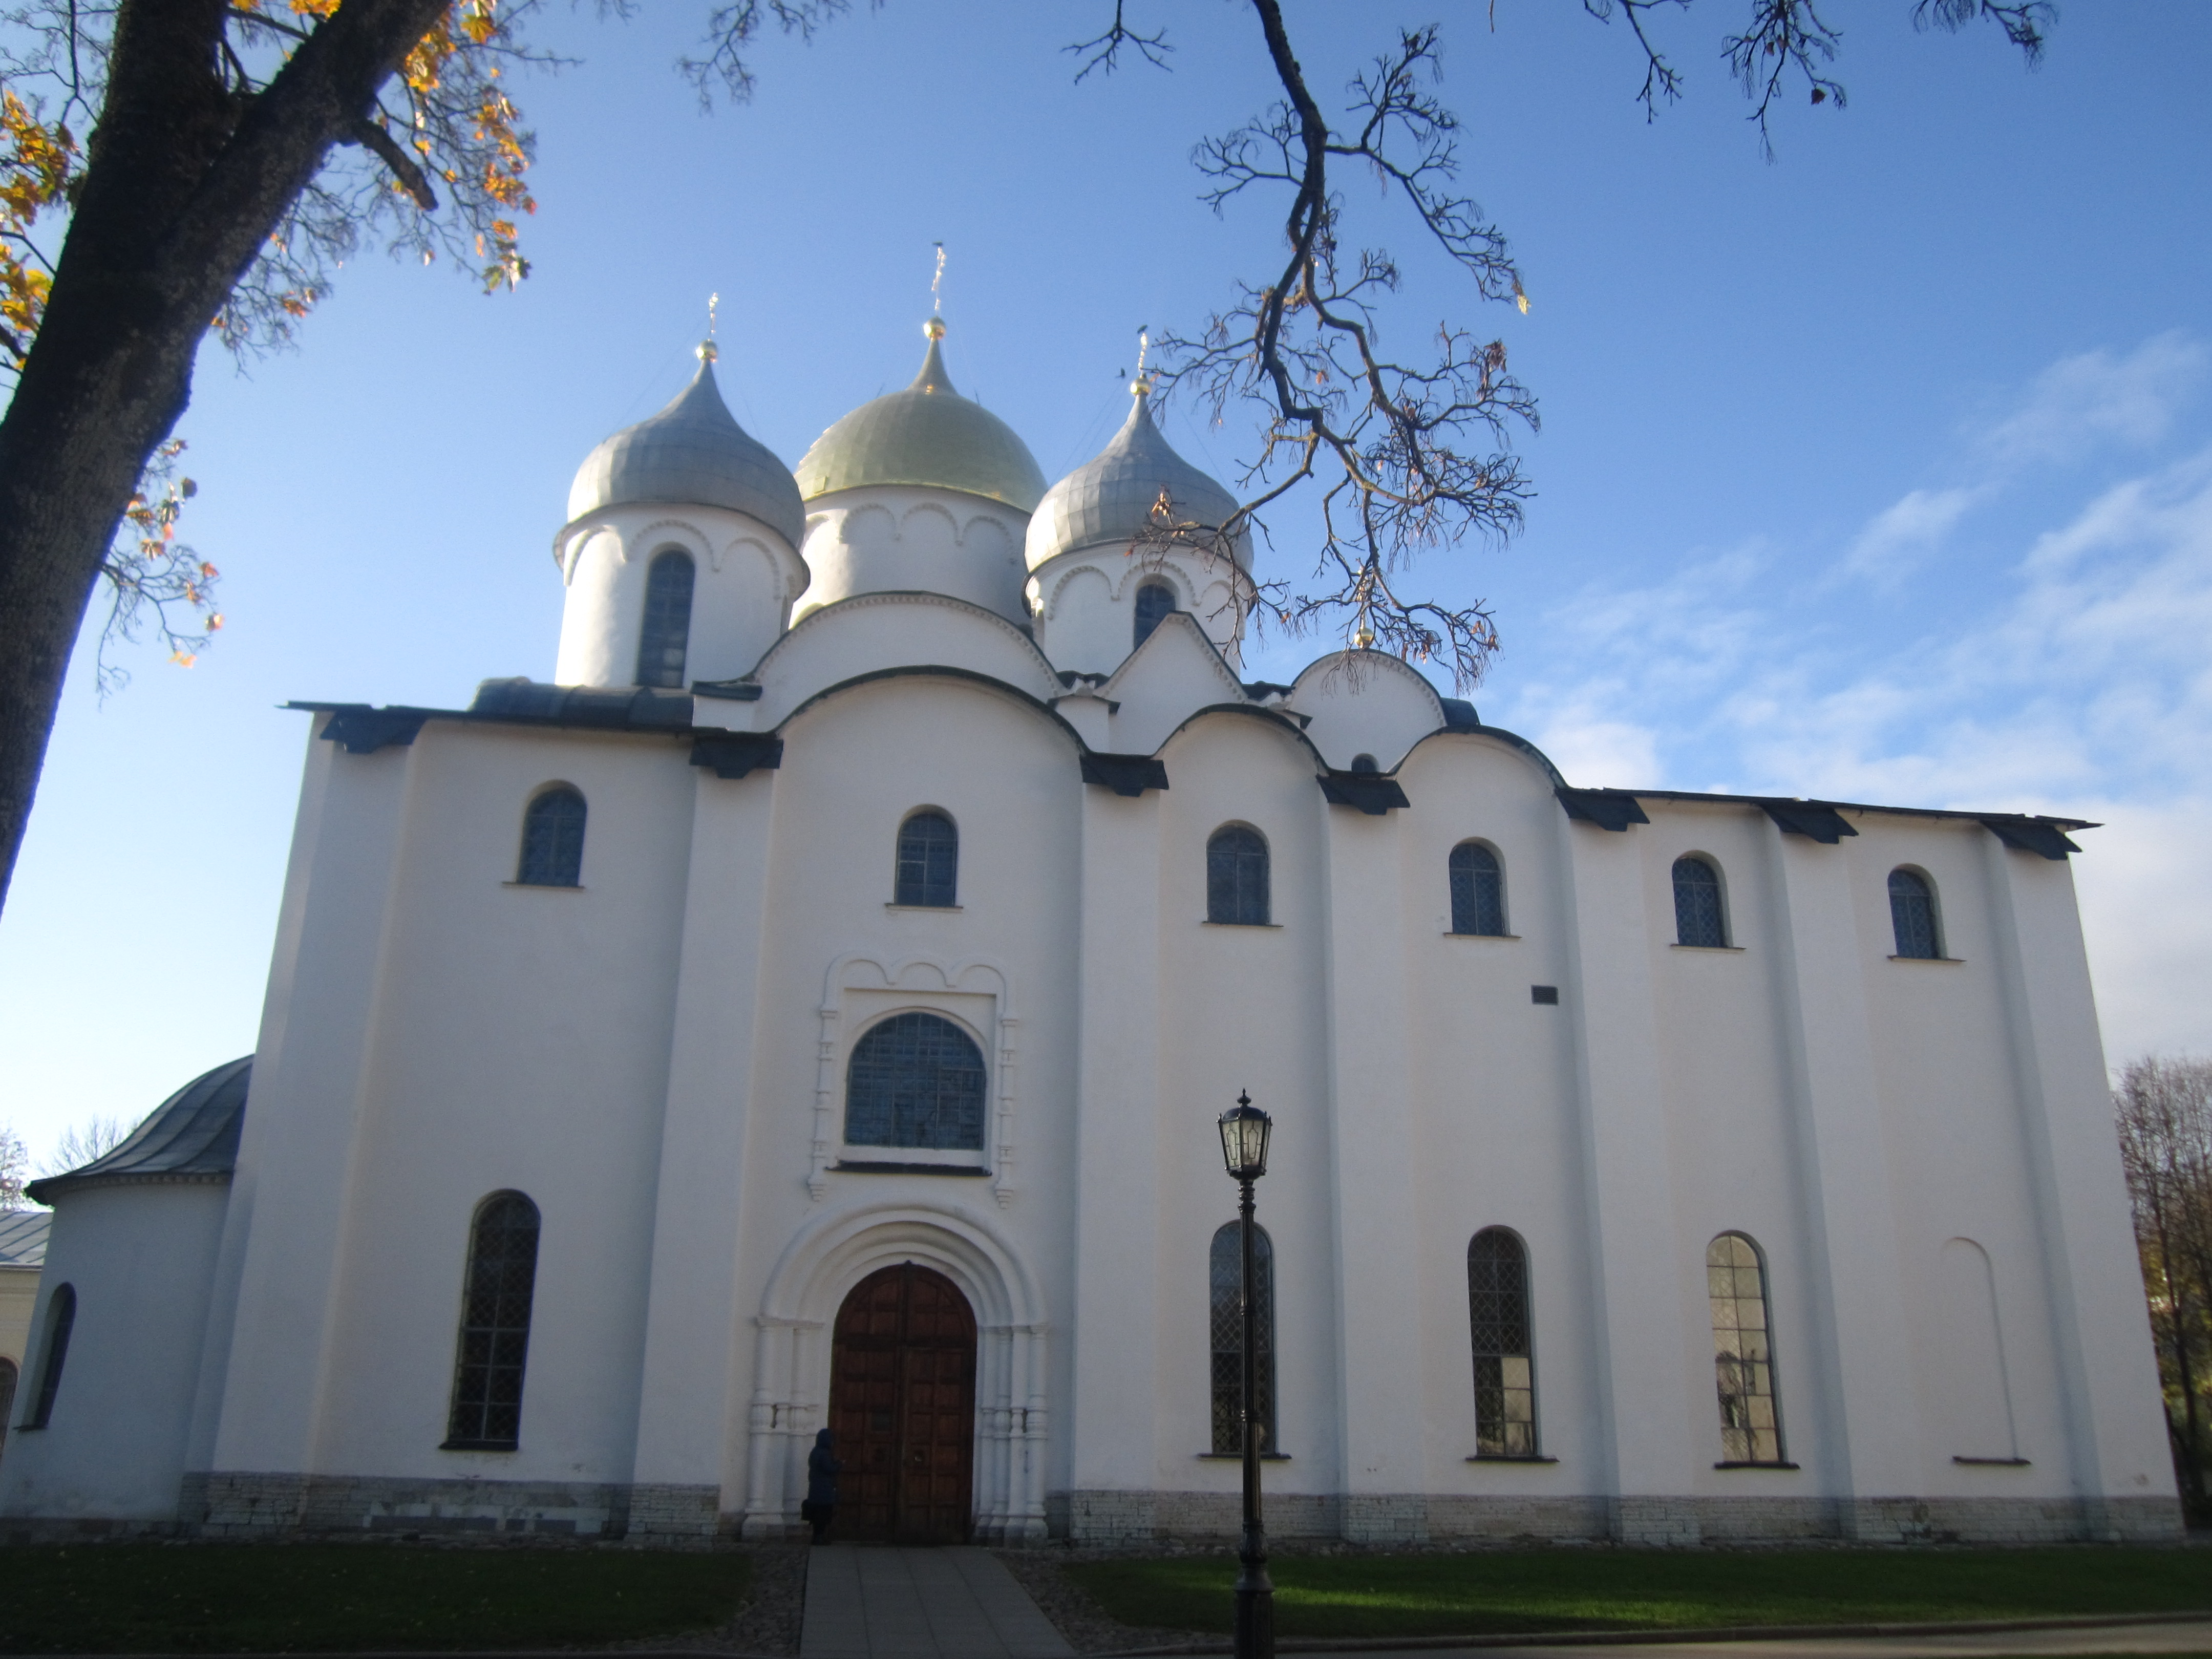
[178,1472,724,1542]
[1051,1489,2184,1546]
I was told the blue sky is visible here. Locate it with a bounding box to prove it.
[2,1,2207,1163]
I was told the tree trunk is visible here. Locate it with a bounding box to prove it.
[0,0,450,910]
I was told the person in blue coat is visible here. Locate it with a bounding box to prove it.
[801,1427,841,1544]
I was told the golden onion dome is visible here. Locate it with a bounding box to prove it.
[795,320,1047,513]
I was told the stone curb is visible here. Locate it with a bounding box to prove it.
[1093,1606,2212,1655]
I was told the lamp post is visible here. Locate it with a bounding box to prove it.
[1217,1090,1274,1659]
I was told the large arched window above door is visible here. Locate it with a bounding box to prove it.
[845,1012,988,1152]
[635,548,696,688]
[1209,1219,1277,1456]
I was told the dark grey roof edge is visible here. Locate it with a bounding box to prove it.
[1615,787,2097,834]
[28,1056,251,1205]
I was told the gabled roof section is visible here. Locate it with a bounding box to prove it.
[1098,611,1253,755]
[28,1056,250,1205]
[1286,651,1448,772]
[748,590,1065,727]
[0,1208,50,1266]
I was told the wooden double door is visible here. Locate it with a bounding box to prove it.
[827,1263,977,1543]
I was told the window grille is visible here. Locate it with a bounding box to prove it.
[26,1285,74,1430]
[1708,1232,1784,1463]
[635,549,696,688]
[1134,581,1177,648]
[445,1193,541,1450]
[1207,826,1270,925]
[845,1012,988,1151]
[1673,856,1726,947]
[1468,1228,1536,1455]
[1889,868,1941,959]
[1450,842,1506,936]
[1209,1219,1277,1456]
[516,786,586,887]
[895,811,959,907]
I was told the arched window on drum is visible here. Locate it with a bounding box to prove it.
[1449,842,1506,937]
[635,548,696,688]
[845,1012,988,1152]
[1134,581,1177,648]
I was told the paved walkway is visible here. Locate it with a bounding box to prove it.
[799,1544,1077,1659]
[1289,1618,2212,1659]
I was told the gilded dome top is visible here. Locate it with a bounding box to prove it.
[1025,381,1246,572]
[567,349,806,546]
[796,322,1047,513]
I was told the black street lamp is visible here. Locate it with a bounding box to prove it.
[1217,1090,1274,1659]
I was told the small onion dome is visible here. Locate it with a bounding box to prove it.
[26,1055,251,1205]
[1025,380,1245,572]
[796,320,1047,513]
[567,346,805,546]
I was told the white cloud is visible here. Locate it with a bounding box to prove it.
[1841,485,1988,585]
[1979,331,2208,468]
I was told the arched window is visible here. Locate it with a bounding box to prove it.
[25,1284,75,1430]
[0,1357,15,1452]
[635,548,696,688]
[1207,825,1270,925]
[1468,1228,1536,1456]
[1708,1232,1784,1464]
[444,1194,541,1451]
[1349,753,1379,774]
[1450,842,1506,937]
[845,1012,987,1151]
[1673,856,1727,948]
[895,811,959,907]
[1889,868,1942,960]
[1134,581,1177,648]
[516,786,586,888]
[1209,1219,1277,1456]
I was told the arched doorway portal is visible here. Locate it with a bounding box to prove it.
[828,1262,977,1542]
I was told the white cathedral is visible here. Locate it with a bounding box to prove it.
[0,321,2181,1547]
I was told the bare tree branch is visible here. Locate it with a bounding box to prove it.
[1068,0,1172,84]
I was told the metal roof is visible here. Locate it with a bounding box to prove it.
[0,1209,49,1267]
[27,1056,250,1205]
[566,354,805,546]
[1025,385,1247,572]
[795,324,1047,513]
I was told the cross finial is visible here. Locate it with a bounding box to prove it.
[931,243,946,314]
[709,291,719,336]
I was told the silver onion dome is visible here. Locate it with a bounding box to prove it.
[566,346,806,546]
[1025,381,1246,572]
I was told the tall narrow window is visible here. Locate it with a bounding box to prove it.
[1450,842,1506,937]
[1708,1232,1784,1464]
[845,1012,988,1151]
[1673,856,1727,948]
[1889,868,1942,959]
[444,1194,541,1451]
[635,549,696,688]
[895,811,959,907]
[0,1357,16,1453]
[1207,826,1270,925]
[516,786,586,887]
[1209,1219,1277,1456]
[1468,1229,1536,1456]
[1134,581,1177,648]
[25,1284,75,1430]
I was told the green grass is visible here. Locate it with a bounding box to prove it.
[1065,1546,2212,1641]
[0,1542,751,1653]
